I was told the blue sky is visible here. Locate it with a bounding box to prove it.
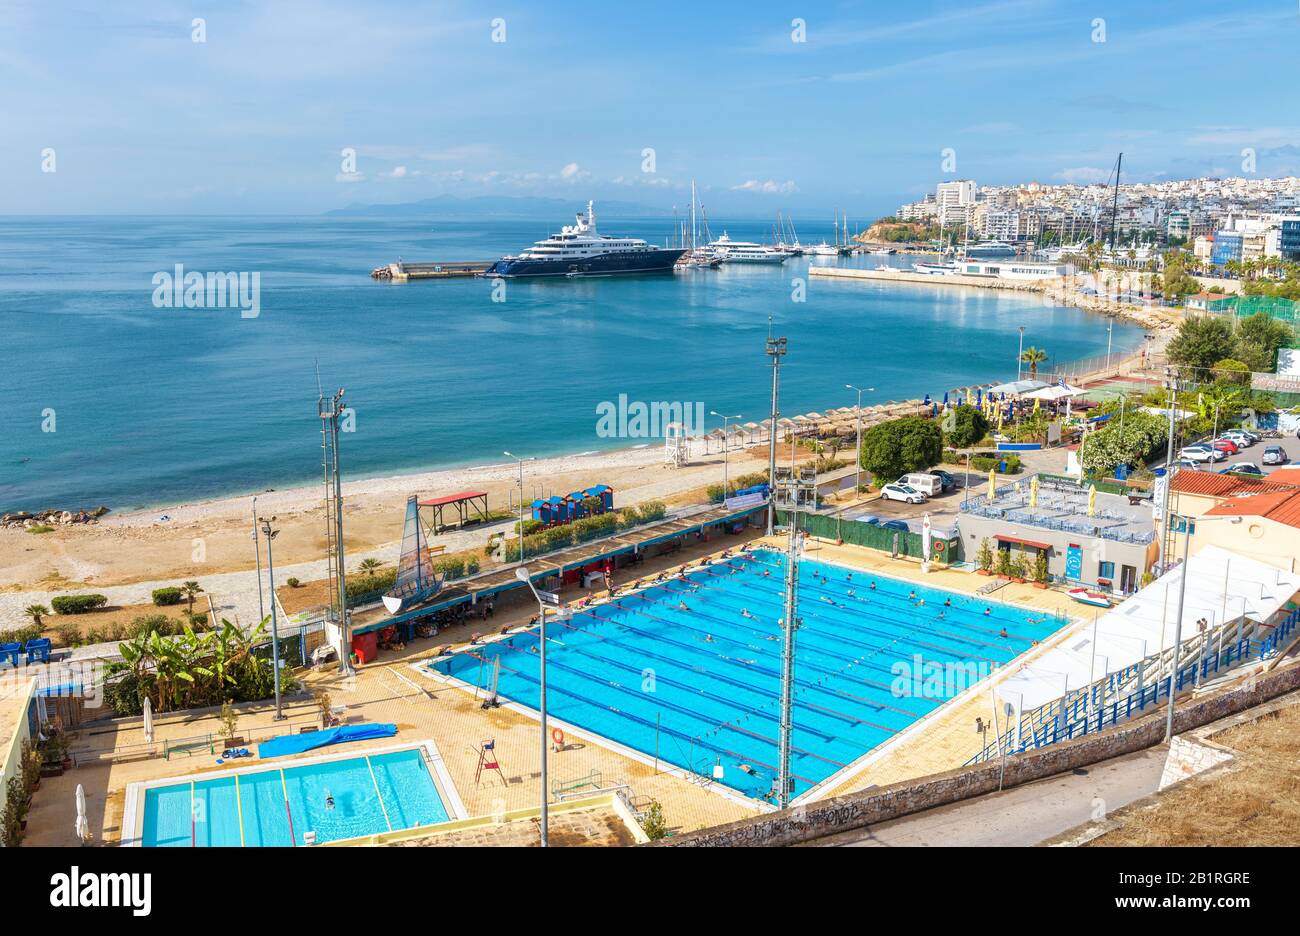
[3,0,1298,217]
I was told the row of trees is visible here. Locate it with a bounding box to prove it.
[1166,311,1295,375]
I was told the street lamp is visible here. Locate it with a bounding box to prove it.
[258,515,285,721]
[709,411,742,498]
[1106,318,1114,372]
[252,496,264,625]
[503,451,534,565]
[845,385,874,498]
[515,564,561,847]
[1163,513,1240,742]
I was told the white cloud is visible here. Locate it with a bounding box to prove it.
[390,165,408,178]
[1055,167,1111,184]
[731,179,798,195]
[560,162,583,180]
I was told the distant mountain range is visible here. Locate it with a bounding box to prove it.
[325,195,674,219]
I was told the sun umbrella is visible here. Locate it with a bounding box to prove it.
[1030,474,1040,509]
[989,468,997,498]
[976,387,983,407]
[142,695,154,745]
[1088,484,1097,517]
[942,391,949,407]
[75,783,89,845]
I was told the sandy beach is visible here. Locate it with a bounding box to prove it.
[0,440,774,593]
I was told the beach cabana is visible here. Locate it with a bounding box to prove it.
[530,497,552,524]
[564,490,590,520]
[583,484,614,513]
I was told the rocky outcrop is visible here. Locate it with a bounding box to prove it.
[1,506,109,529]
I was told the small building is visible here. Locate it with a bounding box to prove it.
[958,474,1157,594]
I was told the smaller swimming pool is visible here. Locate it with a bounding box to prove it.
[129,743,461,847]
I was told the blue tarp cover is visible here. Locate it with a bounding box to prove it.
[257,723,397,759]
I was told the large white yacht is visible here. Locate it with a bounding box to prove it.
[706,233,788,264]
[485,202,684,277]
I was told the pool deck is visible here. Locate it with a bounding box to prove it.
[21,531,1092,846]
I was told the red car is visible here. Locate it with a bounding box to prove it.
[1211,438,1240,455]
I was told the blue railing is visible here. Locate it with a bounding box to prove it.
[967,608,1298,764]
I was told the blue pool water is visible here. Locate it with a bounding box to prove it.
[141,748,450,847]
[432,550,1069,801]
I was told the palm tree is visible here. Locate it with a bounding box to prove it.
[181,580,204,617]
[358,558,382,576]
[24,604,49,627]
[1020,346,1049,378]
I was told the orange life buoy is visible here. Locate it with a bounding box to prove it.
[933,540,946,554]
[551,728,565,748]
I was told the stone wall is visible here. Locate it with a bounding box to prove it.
[660,660,1300,847]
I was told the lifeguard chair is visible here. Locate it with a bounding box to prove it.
[474,738,507,787]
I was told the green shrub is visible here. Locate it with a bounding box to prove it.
[50,594,108,615]
[25,524,55,534]
[286,577,300,588]
[3,624,42,645]
[151,587,183,607]
[55,621,83,647]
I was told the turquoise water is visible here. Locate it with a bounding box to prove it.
[0,216,1140,511]
[140,748,450,847]
[432,550,1069,801]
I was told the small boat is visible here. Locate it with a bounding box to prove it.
[1068,588,1112,608]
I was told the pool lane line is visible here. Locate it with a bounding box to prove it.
[589,604,921,721]
[665,576,1006,663]
[190,780,196,848]
[279,769,296,847]
[365,756,393,832]
[452,637,825,789]
[235,774,246,847]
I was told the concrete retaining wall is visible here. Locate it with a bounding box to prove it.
[659,661,1300,847]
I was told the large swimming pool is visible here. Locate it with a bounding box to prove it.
[430,549,1069,801]
[138,747,452,846]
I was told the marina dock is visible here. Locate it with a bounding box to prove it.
[371,260,494,281]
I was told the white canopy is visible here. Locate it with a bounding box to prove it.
[988,379,1049,396]
[1024,383,1087,401]
[996,545,1300,710]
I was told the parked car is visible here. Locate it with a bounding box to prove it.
[1179,445,1225,463]
[880,483,926,504]
[899,473,944,497]
[1220,430,1256,447]
[1173,457,1200,469]
[1210,439,1240,455]
[1262,446,1289,465]
[1220,462,1263,476]
[929,469,956,492]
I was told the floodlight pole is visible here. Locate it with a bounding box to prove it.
[710,411,742,498]
[765,336,787,535]
[846,384,874,499]
[505,452,534,565]
[259,516,284,720]
[516,566,551,846]
[773,467,815,809]
[252,496,264,625]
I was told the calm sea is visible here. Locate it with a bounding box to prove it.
[0,215,1140,512]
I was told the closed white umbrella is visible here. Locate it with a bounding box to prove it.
[75,783,89,845]
[921,513,932,574]
[142,695,154,745]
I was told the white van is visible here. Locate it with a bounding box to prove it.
[898,473,943,497]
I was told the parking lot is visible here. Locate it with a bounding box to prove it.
[1171,428,1300,476]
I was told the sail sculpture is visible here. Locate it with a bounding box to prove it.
[383,495,441,613]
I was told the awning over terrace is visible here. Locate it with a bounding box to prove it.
[995,545,1300,709]
[1024,383,1087,401]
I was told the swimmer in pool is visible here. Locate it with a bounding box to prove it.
[870,581,877,590]
[741,608,756,620]
[944,598,952,607]
[999,628,1009,639]
[847,589,856,597]
[325,790,335,811]
[984,607,992,616]
[908,590,917,600]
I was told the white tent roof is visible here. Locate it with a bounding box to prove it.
[1024,383,1087,401]
[988,379,1049,396]
[996,545,1300,710]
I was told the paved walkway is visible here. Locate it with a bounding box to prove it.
[809,746,1168,847]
